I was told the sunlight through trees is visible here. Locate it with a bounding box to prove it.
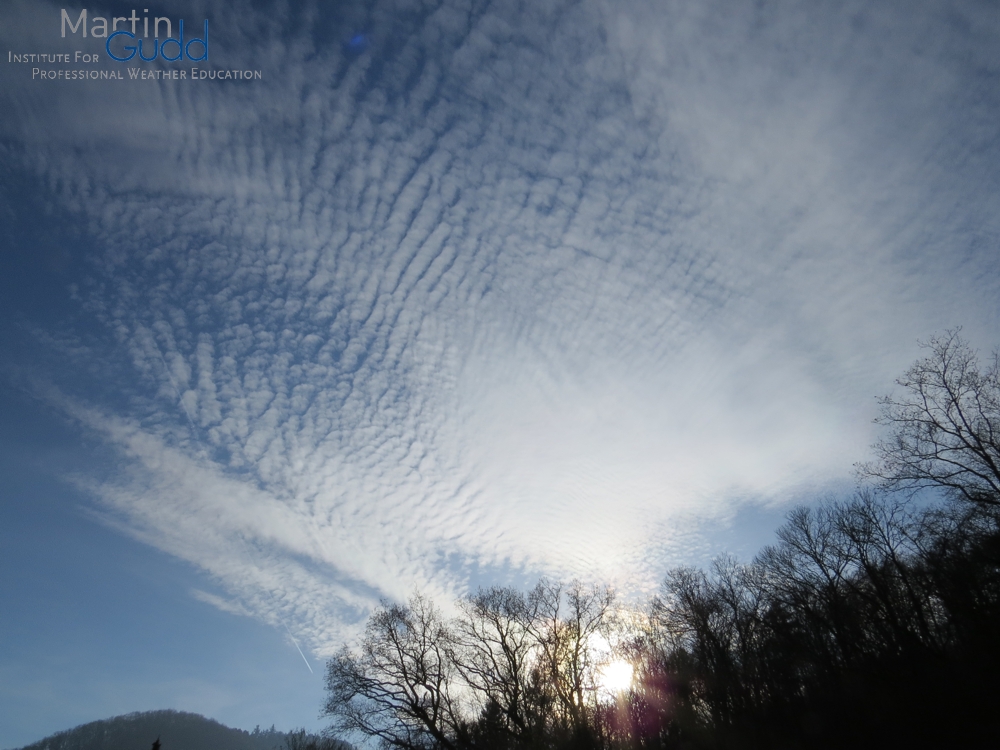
[325,335,1000,749]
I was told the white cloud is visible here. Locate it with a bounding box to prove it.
[7,0,1000,653]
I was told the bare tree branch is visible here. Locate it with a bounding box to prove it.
[859,331,1000,506]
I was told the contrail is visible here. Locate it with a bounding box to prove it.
[237,534,314,674]
[153,352,315,674]
[283,621,315,674]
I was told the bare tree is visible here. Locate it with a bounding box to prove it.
[284,728,353,750]
[861,331,1000,506]
[323,583,616,750]
[831,491,945,651]
[528,580,614,739]
[323,595,468,750]
[657,558,772,728]
[451,587,540,744]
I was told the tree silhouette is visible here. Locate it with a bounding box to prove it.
[862,330,1000,506]
[325,334,1000,750]
[324,594,465,750]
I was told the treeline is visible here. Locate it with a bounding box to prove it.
[323,333,1000,750]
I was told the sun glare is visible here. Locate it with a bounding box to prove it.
[597,659,634,695]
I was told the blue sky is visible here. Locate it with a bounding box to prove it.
[2,0,1000,746]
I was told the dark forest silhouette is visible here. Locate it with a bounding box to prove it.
[14,710,346,750]
[323,332,1000,750]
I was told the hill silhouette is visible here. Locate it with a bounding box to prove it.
[12,709,344,750]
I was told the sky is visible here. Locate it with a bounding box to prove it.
[2,0,1000,746]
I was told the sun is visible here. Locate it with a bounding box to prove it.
[587,632,634,697]
[597,658,634,696]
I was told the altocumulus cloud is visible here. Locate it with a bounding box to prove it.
[3,0,1000,653]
